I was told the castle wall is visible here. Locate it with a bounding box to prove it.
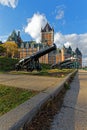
[41,32,54,46]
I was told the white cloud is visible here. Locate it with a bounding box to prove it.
[54,5,65,20]
[0,0,18,8]
[64,42,71,47]
[24,13,47,43]
[54,32,65,48]
[0,35,8,42]
[56,9,64,20]
[54,32,87,66]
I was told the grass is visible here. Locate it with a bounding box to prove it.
[9,68,74,78]
[0,57,51,72]
[0,56,75,80]
[0,57,74,77]
[0,84,38,116]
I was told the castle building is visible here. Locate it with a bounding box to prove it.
[61,45,73,61]
[61,45,82,68]
[75,47,82,68]
[6,23,82,68]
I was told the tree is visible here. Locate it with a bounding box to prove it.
[0,44,6,56]
[3,41,18,58]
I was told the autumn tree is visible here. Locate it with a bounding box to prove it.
[3,41,18,58]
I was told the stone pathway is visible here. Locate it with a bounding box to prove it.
[50,70,87,130]
[0,73,63,91]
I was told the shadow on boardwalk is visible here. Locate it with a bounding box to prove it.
[50,72,80,130]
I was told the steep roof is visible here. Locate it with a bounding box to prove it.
[75,48,82,56]
[67,46,72,54]
[41,23,54,32]
[7,30,17,42]
[7,30,23,47]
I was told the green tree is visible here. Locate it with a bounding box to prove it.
[0,44,6,56]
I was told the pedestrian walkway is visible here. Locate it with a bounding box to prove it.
[0,73,63,91]
[50,70,87,130]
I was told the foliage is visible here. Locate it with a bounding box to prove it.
[0,57,19,71]
[64,82,70,89]
[0,84,38,116]
[2,41,18,58]
[0,44,6,56]
[41,63,50,70]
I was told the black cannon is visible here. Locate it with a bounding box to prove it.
[15,43,56,71]
[51,57,78,69]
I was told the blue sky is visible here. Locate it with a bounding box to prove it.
[0,0,87,65]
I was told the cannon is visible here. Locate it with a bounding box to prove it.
[15,43,56,71]
[51,57,78,69]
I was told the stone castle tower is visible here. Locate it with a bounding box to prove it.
[41,23,54,46]
[40,23,56,64]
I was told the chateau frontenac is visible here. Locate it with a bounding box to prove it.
[6,23,82,68]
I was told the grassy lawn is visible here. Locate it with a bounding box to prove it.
[9,68,74,78]
[0,57,74,77]
[0,84,38,116]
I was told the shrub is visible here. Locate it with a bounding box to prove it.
[0,57,19,71]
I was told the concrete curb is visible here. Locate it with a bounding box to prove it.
[0,70,77,130]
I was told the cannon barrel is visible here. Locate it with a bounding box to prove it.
[33,43,56,59]
[15,43,57,71]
